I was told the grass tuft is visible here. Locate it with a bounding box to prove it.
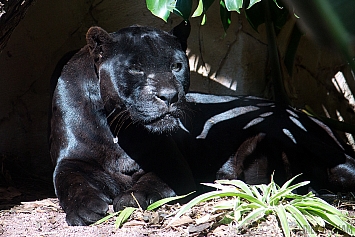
[168,174,355,236]
[93,174,355,236]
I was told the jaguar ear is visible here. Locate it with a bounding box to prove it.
[86,26,113,62]
[170,21,191,52]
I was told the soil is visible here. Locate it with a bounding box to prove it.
[0,184,354,237]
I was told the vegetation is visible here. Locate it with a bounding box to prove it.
[94,174,355,236]
[146,0,355,132]
[168,174,355,236]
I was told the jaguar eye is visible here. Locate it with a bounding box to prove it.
[171,62,182,72]
[128,66,144,75]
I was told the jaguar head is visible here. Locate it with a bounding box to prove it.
[86,21,191,133]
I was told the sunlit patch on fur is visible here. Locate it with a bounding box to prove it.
[196,106,260,139]
[243,117,264,130]
[259,112,273,117]
[286,109,299,118]
[289,116,307,132]
[283,128,297,144]
[186,93,238,104]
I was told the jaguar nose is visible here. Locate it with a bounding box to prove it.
[157,88,179,107]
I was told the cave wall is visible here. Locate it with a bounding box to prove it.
[0,0,354,182]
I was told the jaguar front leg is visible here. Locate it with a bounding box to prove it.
[113,172,176,211]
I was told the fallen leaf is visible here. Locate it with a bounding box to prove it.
[123,220,146,227]
[188,222,210,234]
[195,214,210,224]
[170,215,194,227]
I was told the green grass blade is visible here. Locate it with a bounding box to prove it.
[300,209,325,227]
[167,190,238,226]
[91,211,120,226]
[250,185,263,200]
[254,183,268,194]
[285,205,316,236]
[233,202,264,215]
[264,182,275,203]
[114,207,136,228]
[306,209,355,236]
[236,207,266,228]
[284,191,314,200]
[202,182,237,191]
[168,189,267,226]
[203,182,266,206]
[274,205,290,237]
[283,180,310,193]
[270,181,309,204]
[216,180,254,196]
[233,196,242,221]
[293,198,345,217]
[146,192,195,211]
[278,173,303,190]
[233,193,267,206]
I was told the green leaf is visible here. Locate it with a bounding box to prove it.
[192,0,215,17]
[168,189,263,226]
[224,0,243,13]
[217,179,254,196]
[192,0,204,17]
[274,205,290,237]
[201,14,207,25]
[237,202,264,210]
[247,0,261,9]
[244,2,264,32]
[269,174,309,204]
[271,181,309,202]
[293,198,345,217]
[250,185,263,200]
[272,0,282,9]
[278,173,303,190]
[220,0,231,32]
[260,182,273,203]
[167,190,230,226]
[236,207,266,228]
[244,0,287,33]
[115,207,136,228]
[146,0,176,22]
[91,211,120,226]
[306,209,355,236]
[233,196,242,221]
[202,182,236,191]
[192,0,215,25]
[146,192,195,211]
[285,205,316,236]
[174,0,192,20]
[300,209,325,228]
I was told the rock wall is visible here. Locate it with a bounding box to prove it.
[0,0,354,181]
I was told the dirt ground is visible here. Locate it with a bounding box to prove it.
[1,184,354,237]
[0,195,284,237]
